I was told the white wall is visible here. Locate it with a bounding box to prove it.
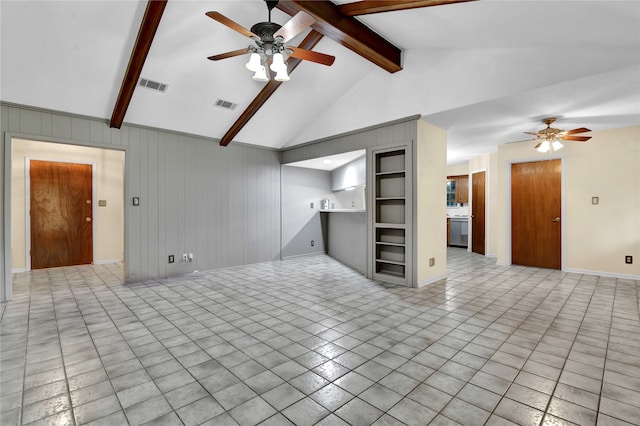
[11,139,124,271]
[415,120,447,286]
[331,155,365,191]
[496,126,640,278]
[281,165,330,258]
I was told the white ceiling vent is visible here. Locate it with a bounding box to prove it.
[138,78,168,93]
[214,99,238,110]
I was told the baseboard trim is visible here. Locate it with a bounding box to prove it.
[416,273,448,288]
[564,268,639,281]
[94,259,122,265]
[12,267,26,274]
[495,260,507,266]
[281,252,326,260]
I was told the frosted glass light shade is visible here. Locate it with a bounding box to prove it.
[252,65,268,82]
[552,140,564,151]
[270,53,286,72]
[246,53,261,72]
[536,140,550,153]
[274,68,290,81]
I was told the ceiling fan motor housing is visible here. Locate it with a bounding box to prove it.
[251,22,282,44]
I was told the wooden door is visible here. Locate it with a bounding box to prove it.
[471,171,486,255]
[511,160,561,269]
[30,160,93,269]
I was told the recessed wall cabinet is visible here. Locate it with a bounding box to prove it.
[370,144,412,286]
[447,175,468,204]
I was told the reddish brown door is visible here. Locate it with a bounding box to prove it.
[30,160,93,269]
[511,159,561,269]
[471,171,486,255]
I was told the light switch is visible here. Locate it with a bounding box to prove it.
[592,196,599,205]
[98,200,107,207]
[133,197,140,206]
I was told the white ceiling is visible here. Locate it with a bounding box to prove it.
[2,1,639,165]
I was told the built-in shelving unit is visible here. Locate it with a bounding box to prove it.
[371,146,411,285]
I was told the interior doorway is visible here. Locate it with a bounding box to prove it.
[471,171,486,255]
[29,160,94,269]
[11,138,125,274]
[511,159,561,269]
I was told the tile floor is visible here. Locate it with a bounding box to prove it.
[1,248,639,426]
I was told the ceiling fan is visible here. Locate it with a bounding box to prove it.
[524,117,591,152]
[206,0,335,82]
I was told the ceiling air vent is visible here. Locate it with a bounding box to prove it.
[138,78,168,93]
[214,99,238,110]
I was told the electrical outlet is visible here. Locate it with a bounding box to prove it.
[310,202,314,209]
[625,255,633,264]
[168,255,174,263]
[352,201,355,207]
[311,240,315,247]
[182,253,188,262]
[188,253,194,262]
[429,257,435,267]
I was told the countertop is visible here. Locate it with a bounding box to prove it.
[320,209,365,213]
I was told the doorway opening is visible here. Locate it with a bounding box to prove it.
[10,138,125,276]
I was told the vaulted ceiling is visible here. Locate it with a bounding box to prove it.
[2,1,639,164]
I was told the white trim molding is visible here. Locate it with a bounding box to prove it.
[564,268,640,281]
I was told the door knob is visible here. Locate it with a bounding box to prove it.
[85,217,92,222]
[552,217,560,223]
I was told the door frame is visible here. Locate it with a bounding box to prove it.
[505,155,567,269]
[470,168,487,255]
[25,157,97,272]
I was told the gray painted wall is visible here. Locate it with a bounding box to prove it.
[281,165,330,258]
[326,212,366,273]
[282,116,418,164]
[1,104,281,300]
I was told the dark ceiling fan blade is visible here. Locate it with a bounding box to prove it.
[207,48,250,61]
[274,11,315,43]
[205,11,259,39]
[288,47,335,66]
[564,127,591,135]
[563,135,591,142]
[337,0,477,16]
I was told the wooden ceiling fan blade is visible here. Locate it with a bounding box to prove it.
[207,48,250,61]
[564,127,591,135]
[523,131,540,136]
[274,11,315,43]
[206,11,259,39]
[534,142,542,149]
[563,135,591,142]
[288,47,335,66]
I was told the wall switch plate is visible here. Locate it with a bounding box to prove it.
[168,255,174,263]
[310,202,314,209]
[311,240,315,247]
[132,197,140,206]
[98,200,107,207]
[625,255,633,264]
[352,201,355,207]
[592,196,599,205]
[182,253,188,262]
[429,257,435,267]
[188,253,193,262]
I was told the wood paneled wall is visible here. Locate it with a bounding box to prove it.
[1,104,281,300]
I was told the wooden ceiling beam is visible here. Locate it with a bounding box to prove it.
[110,0,167,129]
[219,30,325,147]
[276,0,402,73]
[337,0,477,16]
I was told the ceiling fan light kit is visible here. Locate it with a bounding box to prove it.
[207,0,335,83]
